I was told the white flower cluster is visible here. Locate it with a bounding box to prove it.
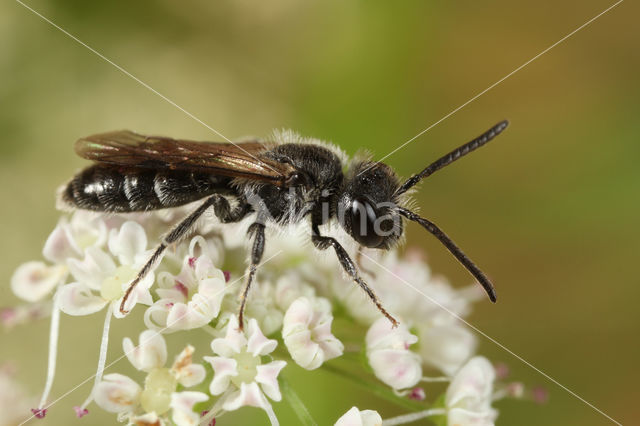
[6,209,535,425]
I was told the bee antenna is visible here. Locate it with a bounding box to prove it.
[395,120,509,196]
[397,207,497,302]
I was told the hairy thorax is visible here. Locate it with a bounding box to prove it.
[242,143,345,225]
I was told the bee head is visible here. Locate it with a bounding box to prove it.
[338,161,403,249]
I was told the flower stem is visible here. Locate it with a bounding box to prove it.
[38,299,61,409]
[80,304,113,410]
[420,376,450,383]
[279,376,318,426]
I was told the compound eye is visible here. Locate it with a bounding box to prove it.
[351,197,384,248]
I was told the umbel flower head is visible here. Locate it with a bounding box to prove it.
[94,330,208,426]
[7,208,534,425]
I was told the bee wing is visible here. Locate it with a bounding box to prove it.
[75,130,296,185]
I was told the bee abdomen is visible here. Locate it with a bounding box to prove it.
[60,165,233,212]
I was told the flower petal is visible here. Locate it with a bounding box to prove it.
[171,345,206,388]
[195,276,226,313]
[67,247,115,289]
[366,316,417,351]
[43,212,108,263]
[108,221,147,266]
[274,273,316,311]
[177,363,206,388]
[114,272,155,318]
[419,322,477,376]
[446,356,496,413]
[193,255,216,282]
[93,373,141,414]
[366,318,421,390]
[284,328,318,369]
[246,319,277,357]
[368,348,422,390]
[255,360,286,402]
[170,391,209,426]
[156,287,186,302]
[188,235,224,267]
[11,261,66,302]
[334,406,382,426]
[211,317,246,357]
[222,382,267,411]
[130,412,162,425]
[165,303,191,331]
[283,297,343,370]
[123,330,167,372]
[143,302,170,331]
[448,407,497,426]
[204,356,238,395]
[56,282,107,316]
[42,222,76,263]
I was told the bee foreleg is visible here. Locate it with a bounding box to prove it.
[311,225,398,328]
[237,222,266,331]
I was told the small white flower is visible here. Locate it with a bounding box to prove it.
[204,317,286,412]
[357,251,478,376]
[160,234,225,276]
[94,330,207,425]
[445,356,497,426]
[273,273,316,311]
[145,254,226,333]
[123,330,168,373]
[417,319,477,376]
[93,373,142,414]
[334,406,382,426]
[42,211,108,264]
[10,262,66,303]
[56,221,154,318]
[244,279,284,336]
[10,212,117,305]
[366,317,422,390]
[339,251,474,326]
[170,391,209,426]
[282,296,344,370]
[170,345,208,389]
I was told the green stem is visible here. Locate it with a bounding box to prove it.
[321,364,426,412]
[279,376,318,426]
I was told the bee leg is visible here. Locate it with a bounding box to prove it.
[356,247,377,278]
[237,222,266,331]
[120,195,250,315]
[311,225,398,328]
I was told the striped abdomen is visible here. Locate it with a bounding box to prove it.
[60,165,237,212]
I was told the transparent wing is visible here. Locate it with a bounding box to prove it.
[75,130,296,185]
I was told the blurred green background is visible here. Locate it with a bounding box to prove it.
[1,0,638,425]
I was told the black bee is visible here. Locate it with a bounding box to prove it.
[59,121,509,329]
